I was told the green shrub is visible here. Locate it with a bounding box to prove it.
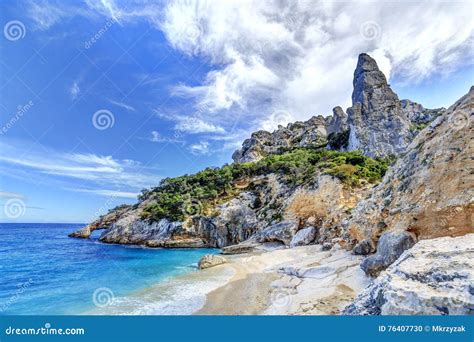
[140,148,395,222]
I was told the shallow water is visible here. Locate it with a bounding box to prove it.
[0,223,218,314]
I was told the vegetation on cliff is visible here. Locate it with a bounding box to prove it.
[140,148,394,222]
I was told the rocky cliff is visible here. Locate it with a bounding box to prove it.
[232,53,444,163]
[69,53,472,315]
[347,86,473,258]
[344,234,474,315]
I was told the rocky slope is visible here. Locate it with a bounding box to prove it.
[344,234,474,315]
[69,53,472,315]
[347,86,473,263]
[232,53,443,163]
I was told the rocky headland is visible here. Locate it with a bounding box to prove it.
[70,53,473,315]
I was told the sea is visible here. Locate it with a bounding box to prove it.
[0,223,230,315]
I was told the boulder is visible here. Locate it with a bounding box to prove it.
[361,230,415,277]
[290,226,317,247]
[256,220,299,246]
[198,254,227,269]
[221,240,259,254]
[344,234,474,315]
[353,239,375,255]
[322,242,332,251]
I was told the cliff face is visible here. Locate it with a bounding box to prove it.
[344,234,474,315]
[69,53,471,270]
[232,54,443,163]
[347,54,413,157]
[347,87,473,246]
[69,53,473,314]
[231,116,329,163]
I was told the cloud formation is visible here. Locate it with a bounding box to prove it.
[0,140,161,197]
[160,0,473,132]
[26,0,473,143]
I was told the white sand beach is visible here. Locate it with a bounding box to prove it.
[196,245,370,315]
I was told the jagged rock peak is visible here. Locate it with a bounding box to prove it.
[352,53,399,112]
[327,106,348,135]
[346,53,413,157]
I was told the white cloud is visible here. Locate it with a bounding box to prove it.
[71,188,138,199]
[108,98,136,112]
[189,141,210,155]
[175,118,225,134]
[150,130,163,142]
[148,130,183,144]
[0,140,161,193]
[0,191,26,200]
[159,0,473,133]
[26,0,69,30]
[25,0,474,140]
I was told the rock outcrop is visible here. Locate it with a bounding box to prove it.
[198,254,227,269]
[290,226,317,247]
[346,53,413,157]
[360,230,416,277]
[232,116,328,163]
[347,86,473,257]
[400,99,445,127]
[344,234,474,315]
[232,54,446,164]
[256,220,299,246]
[68,205,132,238]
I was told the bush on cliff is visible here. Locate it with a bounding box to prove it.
[140,148,394,222]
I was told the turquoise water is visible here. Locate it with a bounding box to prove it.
[0,223,217,315]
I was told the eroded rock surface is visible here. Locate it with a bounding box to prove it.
[198,255,227,269]
[344,234,474,315]
[290,226,317,247]
[360,230,416,277]
[347,53,413,157]
[347,86,474,249]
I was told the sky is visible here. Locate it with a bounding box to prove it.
[0,0,472,223]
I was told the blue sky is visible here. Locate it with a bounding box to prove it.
[0,0,472,223]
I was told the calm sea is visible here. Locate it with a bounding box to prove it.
[0,223,218,314]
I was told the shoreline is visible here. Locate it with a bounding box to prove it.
[85,243,369,315]
[195,244,370,315]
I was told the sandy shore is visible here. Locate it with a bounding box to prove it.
[196,244,370,315]
[86,244,368,315]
